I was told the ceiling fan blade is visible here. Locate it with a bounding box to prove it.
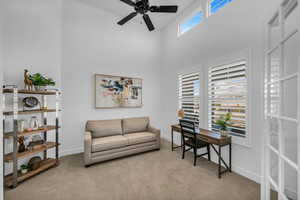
[117,12,138,25]
[150,6,178,13]
[120,0,136,7]
[143,14,155,31]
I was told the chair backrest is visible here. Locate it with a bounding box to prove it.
[179,119,197,142]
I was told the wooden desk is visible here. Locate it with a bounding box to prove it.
[171,124,232,178]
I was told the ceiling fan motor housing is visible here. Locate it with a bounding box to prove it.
[118,0,178,31]
[134,0,149,14]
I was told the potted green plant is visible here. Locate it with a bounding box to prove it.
[21,164,29,174]
[215,112,232,137]
[29,73,55,91]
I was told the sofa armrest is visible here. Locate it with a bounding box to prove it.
[84,131,92,166]
[148,126,160,135]
[148,126,161,148]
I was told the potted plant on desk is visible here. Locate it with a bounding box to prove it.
[215,112,232,137]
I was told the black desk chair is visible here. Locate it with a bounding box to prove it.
[179,119,211,166]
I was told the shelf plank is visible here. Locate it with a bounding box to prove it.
[4,142,58,162]
[5,158,57,187]
[3,109,57,116]
[3,89,57,95]
[4,126,57,139]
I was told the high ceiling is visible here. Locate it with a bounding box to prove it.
[78,0,197,30]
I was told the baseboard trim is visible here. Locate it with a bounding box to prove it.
[60,137,261,184]
[231,165,260,183]
[206,156,260,183]
[163,136,261,184]
[60,147,83,157]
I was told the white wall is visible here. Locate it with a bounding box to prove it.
[0,0,4,198]
[159,0,282,183]
[2,0,62,133]
[3,0,62,88]
[1,0,62,177]
[61,0,162,155]
[2,0,162,156]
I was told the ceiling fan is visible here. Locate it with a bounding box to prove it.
[117,0,178,31]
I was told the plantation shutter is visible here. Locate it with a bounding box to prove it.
[179,72,200,126]
[208,60,247,137]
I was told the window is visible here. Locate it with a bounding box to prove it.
[178,12,204,35]
[179,72,200,126]
[208,60,247,137]
[208,0,233,15]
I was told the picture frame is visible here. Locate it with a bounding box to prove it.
[95,74,143,109]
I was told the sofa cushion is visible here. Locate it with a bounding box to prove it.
[124,132,156,145]
[123,117,149,134]
[86,119,122,138]
[92,135,128,152]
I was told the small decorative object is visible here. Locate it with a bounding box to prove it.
[28,135,44,150]
[30,116,39,130]
[29,72,55,91]
[177,109,185,119]
[24,69,33,91]
[23,96,40,110]
[95,74,142,108]
[215,112,232,137]
[32,135,43,142]
[24,136,30,147]
[25,127,33,132]
[20,164,29,174]
[18,136,26,153]
[17,119,26,132]
[28,156,42,170]
[27,141,44,150]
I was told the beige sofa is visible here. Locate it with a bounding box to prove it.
[84,117,160,166]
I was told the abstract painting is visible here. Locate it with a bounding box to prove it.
[95,74,142,108]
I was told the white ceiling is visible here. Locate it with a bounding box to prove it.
[78,0,196,30]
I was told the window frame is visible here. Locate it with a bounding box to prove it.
[208,60,247,137]
[178,71,201,126]
[206,49,253,147]
[178,8,204,37]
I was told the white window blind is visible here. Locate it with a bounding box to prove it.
[179,72,200,126]
[208,61,247,137]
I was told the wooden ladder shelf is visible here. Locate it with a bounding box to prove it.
[2,86,61,188]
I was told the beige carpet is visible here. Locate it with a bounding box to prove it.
[5,140,260,200]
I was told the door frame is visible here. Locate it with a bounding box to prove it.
[263,0,299,199]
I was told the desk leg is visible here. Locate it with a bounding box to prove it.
[218,145,221,178]
[211,144,231,178]
[229,143,232,172]
[180,133,183,148]
[171,128,174,151]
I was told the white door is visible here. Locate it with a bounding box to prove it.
[264,0,300,199]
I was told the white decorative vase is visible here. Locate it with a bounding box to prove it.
[21,169,28,174]
[34,85,46,91]
[30,116,39,130]
[18,120,26,132]
[220,130,228,137]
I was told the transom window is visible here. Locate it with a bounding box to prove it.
[208,0,233,15]
[208,60,247,137]
[178,11,204,36]
[179,72,200,126]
